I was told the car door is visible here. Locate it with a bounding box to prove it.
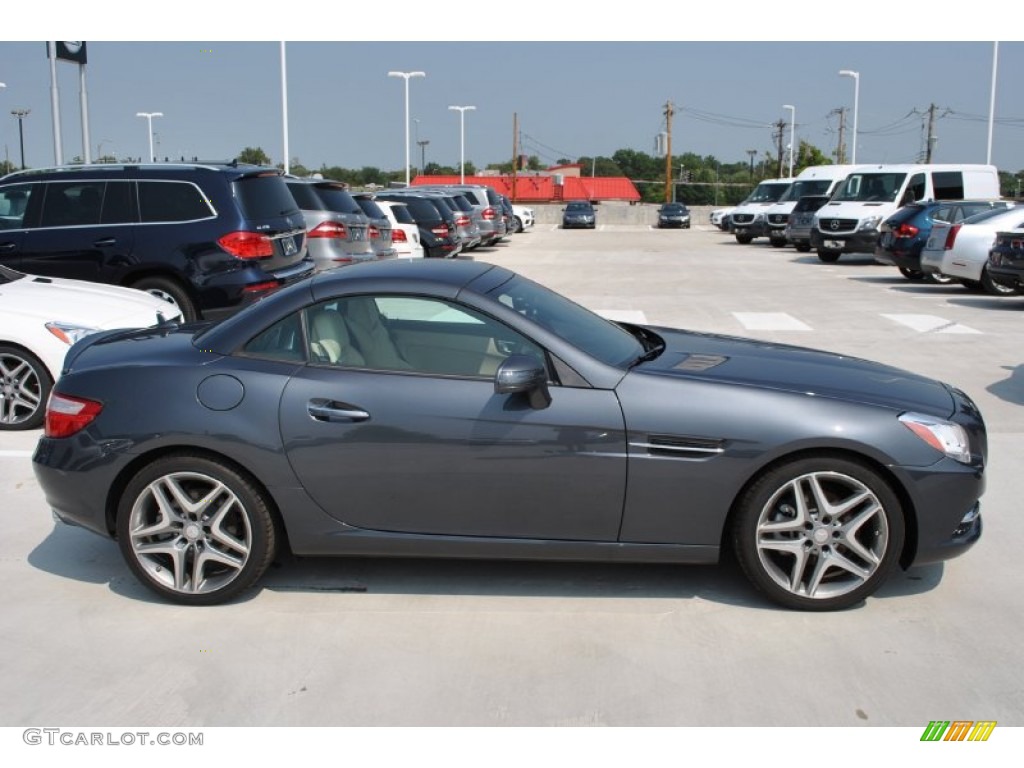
[278,294,628,541]
[21,180,135,282]
[0,182,37,270]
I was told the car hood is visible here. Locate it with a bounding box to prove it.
[634,328,954,415]
[0,274,178,328]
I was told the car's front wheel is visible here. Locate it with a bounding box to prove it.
[735,234,753,245]
[817,249,841,263]
[733,456,904,611]
[980,265,1022,296]
[0,345,53,431]
[117,454,277,605]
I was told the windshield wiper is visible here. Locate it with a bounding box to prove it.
[631,341,665,367]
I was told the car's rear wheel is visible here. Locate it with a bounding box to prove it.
[925,272,956,285]
[795,243,811,253]
[0,346,52,431]
[117,454,276,605]
[980,265,1023,296]
[130,275,197,322]
[733,457,904,611]
[817,249,841,263]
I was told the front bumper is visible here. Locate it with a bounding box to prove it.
[811,228,880,254]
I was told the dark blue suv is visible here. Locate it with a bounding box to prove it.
[0,163,314,320]
[875,199,1012,282]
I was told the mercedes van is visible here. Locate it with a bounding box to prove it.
[763,165,860,247]
[730,178,792,244]
[811,164,1000,262]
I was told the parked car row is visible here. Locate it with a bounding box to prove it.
[719,162,1024,299]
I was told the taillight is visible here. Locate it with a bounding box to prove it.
[431,223,450,237]
[308,221,348,240]
[482,207,497,221]
[242,280,280,295]
[894,223,919,238]
[944,224,962,250]
[45,393,103,438]
[392,228,408,243]
[456,214,470,228]
[368,224,381,241]
[217,231,274,258]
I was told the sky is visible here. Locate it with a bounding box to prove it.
[2,7,1022,177]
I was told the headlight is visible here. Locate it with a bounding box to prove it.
[45,322,100,346]
[858,216,883,232]
[899,412,971,464]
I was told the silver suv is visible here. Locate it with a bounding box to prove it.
[285,178,374,270]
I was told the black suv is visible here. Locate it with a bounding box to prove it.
[0,163,313,321]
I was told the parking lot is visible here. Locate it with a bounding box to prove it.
[2,220,1023,728]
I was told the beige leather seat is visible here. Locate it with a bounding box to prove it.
[309,309,366,366]
[343,297,412,370]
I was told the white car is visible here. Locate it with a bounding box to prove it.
[0,267,182,430]
[711,207,734,230]
[512,204,535,232]
[920,205,1024,295]
[375,200,425,259]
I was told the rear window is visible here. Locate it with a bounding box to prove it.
[485,189,502,205]
[313,185,363,215]
[234,175,300,219]
[964,207,1024,226]
[386,203,416,225]
[355,198,387,220]
[285,182,324,211]
[384,197,440,221]
[450,195,474,212]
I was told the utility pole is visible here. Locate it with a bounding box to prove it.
[663,100,674,204]
[925,103,937,163]
[832,107,847,164]
[774,119,786,178]
[746,149,756,182]
[511,112,518,202]
[417,139,429,173]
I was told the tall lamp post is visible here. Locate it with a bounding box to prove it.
[839,70,859,164]
[448,105,476,184]
[136,111,163,163]
[11,109,29,169]
[417,139,430,173]
[782,104,796,177]
[387,71,425,186]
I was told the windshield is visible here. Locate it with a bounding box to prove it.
[779,179,834,203]
[566,202,593,212]
[832,173,907,203]
[487,275,644,368]
[746,183,790,204]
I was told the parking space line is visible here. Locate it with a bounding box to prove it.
[0,450,34,458]
[733,312,812,331]
[882,313,981,335]
[595,310,649,324]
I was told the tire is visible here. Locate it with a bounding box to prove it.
[795,243,811,253]
[735,234,753,245]
[924,272,956,285]
[899,267,925,281]
[117,454,277,605]
[732,456,904,611]
[817,250,841,263]
[980,265,1023,296]
[513,216,523,233]
[0,345,53,431]
[130,276,198,322]
[769,237,786,248]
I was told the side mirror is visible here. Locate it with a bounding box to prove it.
[495,354,551,409]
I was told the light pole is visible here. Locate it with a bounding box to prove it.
[387,71,425,186]
[746,149,756,182]
[839,70,859,164]
[136,111,163,163]
[782,104,795,177]
[11,109,29,169]
[448,105,476,184]
[417,139,430,173]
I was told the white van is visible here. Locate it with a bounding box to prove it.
[811,164,1000,262]
[730,178,792,244]
[763,165,861,247]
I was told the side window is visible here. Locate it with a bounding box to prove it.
[906,174,926,205]
[138,181,214,223]
[100,181,134,224]
[242,312,306,362]
[304,295,544,377]
[0,183,34,230]
[39,181,105,228]
[933,172,965,200]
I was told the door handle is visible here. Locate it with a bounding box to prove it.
[93,237,117,247]
[0,242,16,251]
[308,399,370,423]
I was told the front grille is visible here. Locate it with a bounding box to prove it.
[732,214,755,225]
[817,218,858,233]
[768,214,788,225]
